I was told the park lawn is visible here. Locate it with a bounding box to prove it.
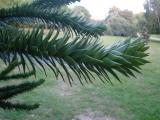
[0,36,160,120]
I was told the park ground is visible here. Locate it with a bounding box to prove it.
[0,36,160,120]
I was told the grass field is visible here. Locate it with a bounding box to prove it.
[0,36,160,120]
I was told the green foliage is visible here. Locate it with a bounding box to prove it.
[0,0,149,111]
[144,0,160,34]
[32,0,80,8]
[0,60,45,110]
[104,7,137,37]
[0,4,105,37]
[119,10,134,23]
[134,13,148,33]
[0,27,149,85]
[0,36,158,120]
[72,6,91,19]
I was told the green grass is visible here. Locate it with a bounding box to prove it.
[0,36,160,120]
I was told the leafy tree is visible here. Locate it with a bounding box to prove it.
[108,7,134,23]
[105,7,136,36]
[119,10,134,23]
[134,13,148,33]
[144,0,160,34]
[73,6,91,19]
[0,0,149,111]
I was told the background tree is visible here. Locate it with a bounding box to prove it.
[119,9,134,23]
[0,0,149,111]
[134,13,148,33]
[144,0,160,34]
[73,6,91,19]
[104,7,136,36]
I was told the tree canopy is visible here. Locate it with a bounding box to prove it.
[144,0,160,34]
[73,6,91,19]
[104,7,136,36]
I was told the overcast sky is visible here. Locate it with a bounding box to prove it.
[70,0,146,20]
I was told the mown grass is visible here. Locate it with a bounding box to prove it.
[0,36,160,120]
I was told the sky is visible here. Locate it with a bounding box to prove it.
[70,0,146,20]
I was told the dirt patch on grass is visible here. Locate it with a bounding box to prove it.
[54,79,81,96]
[72,109,117,120]
[55,80,73,96]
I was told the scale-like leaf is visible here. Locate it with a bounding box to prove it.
[0,28,149,85]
